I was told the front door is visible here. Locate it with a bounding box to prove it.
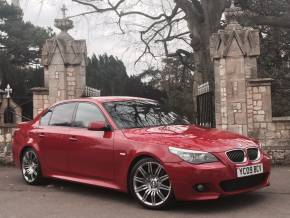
[66,102,115,181]
[36,103,77,174]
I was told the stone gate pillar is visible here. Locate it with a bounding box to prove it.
[32,10,88,117]
[210,3,260,135]
[41,14,87,105]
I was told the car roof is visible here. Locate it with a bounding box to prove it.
[89,96,156,103]
[53,96,157,105]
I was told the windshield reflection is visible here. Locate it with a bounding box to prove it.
[103,100,190,129]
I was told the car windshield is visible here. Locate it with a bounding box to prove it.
[103,100,190,129]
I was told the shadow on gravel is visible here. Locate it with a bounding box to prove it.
[173,192,267,214]
[43,179,132,203]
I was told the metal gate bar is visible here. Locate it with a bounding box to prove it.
[197,82,214,128]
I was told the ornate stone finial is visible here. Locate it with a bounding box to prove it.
[61,4,68,18]
[224,0,243,30]
[54,5,73,33]
[230,0,235,8]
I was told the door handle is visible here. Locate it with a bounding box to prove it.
[39,133,45,138]
[69,137,78,142]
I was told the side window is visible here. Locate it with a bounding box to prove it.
[73,103,105,128]
[50,103,77,127]
[40,110,53,126]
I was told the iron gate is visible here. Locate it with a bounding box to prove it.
[196,82,215,128]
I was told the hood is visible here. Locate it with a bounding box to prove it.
[122,125,258,153]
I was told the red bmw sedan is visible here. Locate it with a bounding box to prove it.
[13,97,271,209]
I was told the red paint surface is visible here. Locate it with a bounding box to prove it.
[13,97,271,201]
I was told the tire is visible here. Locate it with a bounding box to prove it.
[129,158,174,210]
[21,148,43,185]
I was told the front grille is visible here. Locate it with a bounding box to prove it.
[220,173,267,192]
[226,150,245,163]
[247,148,259,161]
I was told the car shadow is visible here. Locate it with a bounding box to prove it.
[172,192,267,214]
[43,179,133,204]
[43,179,268,213]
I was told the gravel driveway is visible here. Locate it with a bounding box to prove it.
[0,166,289,218]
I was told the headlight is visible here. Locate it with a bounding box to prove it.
[169,147,218,164]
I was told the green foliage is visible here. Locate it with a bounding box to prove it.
[0,2,51,120]
[86,53,165,100]
[259,27,290,117]
[87,54,191,119]
[138,58,194,121]
[87,54,128,96]
[0,1,53,66]
[239,0,289,18]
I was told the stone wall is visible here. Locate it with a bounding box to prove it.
[0,98,21,165]
[247,79,290,165]
[31,88,50,117]
[0,127,14,165]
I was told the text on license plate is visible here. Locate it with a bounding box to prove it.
[237,164,263,178]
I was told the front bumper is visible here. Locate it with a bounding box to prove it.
[164,153,271,201]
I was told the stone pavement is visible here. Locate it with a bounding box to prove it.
[0,166,289,218]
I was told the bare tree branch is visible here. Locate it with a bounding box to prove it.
[167,49,195,71]
[155,31,191,43]
[71,0,220,72]
[72,0,125,13]
[175,0,203,22]
[135,31,156,66]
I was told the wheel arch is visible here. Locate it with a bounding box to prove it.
[19,144,40,163]
[19,146,32,162]
[126,153,163,193]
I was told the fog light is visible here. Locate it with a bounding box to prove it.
[195,184,208,192]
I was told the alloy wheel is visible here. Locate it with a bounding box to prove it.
[132,161,172,207]
[21,149,41,184]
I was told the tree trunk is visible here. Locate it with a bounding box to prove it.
[191,25,214,119]
[179,0,226,120]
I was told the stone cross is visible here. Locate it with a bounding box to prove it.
[61,4,68,18]
[230,0,235,8]
[5,84,12,99]
[55,5,73,32]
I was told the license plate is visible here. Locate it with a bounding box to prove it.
[237,164,263,178]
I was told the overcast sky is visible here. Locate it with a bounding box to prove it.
[16,0,149,75]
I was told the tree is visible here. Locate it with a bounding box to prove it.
[138,58,194,121]
[0,1,52,68]
[0,1,52,120]
[87,54,129,96]
[87,54,189,118]
[86,53,165,100]
[72,0,290,84]
[257,26,290,117]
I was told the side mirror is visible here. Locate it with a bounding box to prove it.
[88,121,111,131]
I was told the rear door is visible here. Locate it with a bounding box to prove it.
[37,102,77,174]
[66,102,115,181]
